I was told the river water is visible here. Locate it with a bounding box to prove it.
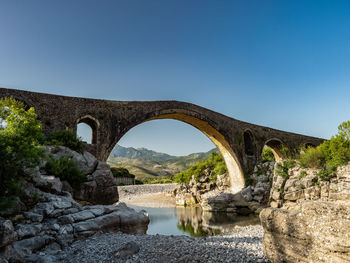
[129,205,260,237]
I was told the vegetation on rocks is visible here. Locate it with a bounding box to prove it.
[45,129,86,153]
[0,97,89,209]
[298,120,350,181]
[0,98,44,208]
[261,147,275,163]
[173,152,227,184]
[45,156,86,188]
[110,167,136,179]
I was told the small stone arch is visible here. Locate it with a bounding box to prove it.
[305,142,316,148]
[76,115,100,145]
[243,130,255,156]
[264,138,285,161]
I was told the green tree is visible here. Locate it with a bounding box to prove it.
[0,98,44,197]
[338,120,350,141]
[261,147,275,163]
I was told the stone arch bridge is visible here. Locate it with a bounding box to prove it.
[0,88,323,193]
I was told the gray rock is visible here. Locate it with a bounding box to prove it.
[0,197,26,217]
[69,210,95,222]
[75,169,119,205]
[0,245,22,263]
[32,202,55,217]
[241,186,253,202]
[15,224,42,239]
[47,146,98,175]
[0,218,17,248]
[23,254,56,263]
[32,175,62,194]
[24,212,44,223]
[12,235,54,257]
[43,242,62,255]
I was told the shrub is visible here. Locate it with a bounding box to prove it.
[110,167,135,178]
[276,159,295,179]
[144,177,174,184]
[174,152,227,184]
[297,121,350,181]
[45,130,85,153]
[261,147,275,163]
[0,97,44,200]
[298,146,326,168]
[298,171,307,179]
[45,156,86,188]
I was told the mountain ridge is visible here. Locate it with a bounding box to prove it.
[107,145,218,181]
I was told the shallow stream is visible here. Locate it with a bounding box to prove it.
[129,205,260,237]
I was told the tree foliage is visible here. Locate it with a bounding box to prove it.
[0,97,44,197]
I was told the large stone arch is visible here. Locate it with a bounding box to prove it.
[107,109,245,193]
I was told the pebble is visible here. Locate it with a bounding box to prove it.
[52,225,270,263]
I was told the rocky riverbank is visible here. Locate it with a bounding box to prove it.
[174,162,274,215]
[52,225,269,263]
[0,147,149,263]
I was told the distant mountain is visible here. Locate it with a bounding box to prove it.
[107,145,218,182]
[111,145,175,162]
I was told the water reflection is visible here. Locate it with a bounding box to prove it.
[129,205,260,237]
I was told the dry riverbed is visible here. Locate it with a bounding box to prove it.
[52,187,269,262]
[120,192,177,207]
[52,225,269,263]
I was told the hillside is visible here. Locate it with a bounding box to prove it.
[107,145,218,182]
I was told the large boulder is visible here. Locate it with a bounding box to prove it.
[260,201,350,263]
[74,161,119,205]
[32,175,63,194]
[46,146,98,175]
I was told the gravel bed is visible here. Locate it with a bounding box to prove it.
[52,225,269,263]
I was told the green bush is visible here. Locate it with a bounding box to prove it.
[261,147,275,163]
[45,156,86,188]
[0,97,44,201]
[110,167,135,178]
[298,121,350,180]
[298,171,307,179]
[276,159,295,179]
[45,130,85,153]
[174,152,227,184]
[144,177,174,184]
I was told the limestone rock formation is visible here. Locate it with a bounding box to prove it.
[260,201,350,263]
[174,162,274,215]
[45,146,119,205]
[269,161,350,208]
[0,190,149,262]
[261,162,350,263]
[0,147,149,263]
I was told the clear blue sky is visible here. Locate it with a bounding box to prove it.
[1,0,350,155]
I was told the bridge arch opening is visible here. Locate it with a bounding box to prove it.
[76,115,99,145]
[264,138,285,161]
[243,130,255,156]
[109,112,245,193]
